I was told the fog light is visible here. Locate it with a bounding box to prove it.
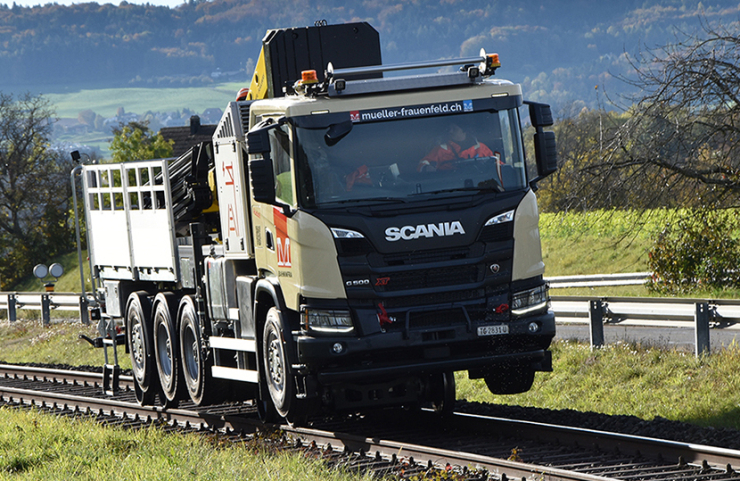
[528,322,539,333]
[332,343,344,354]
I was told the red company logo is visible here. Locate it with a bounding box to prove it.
[350,111,360,122]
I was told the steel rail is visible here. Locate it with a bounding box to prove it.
[2,364,740,481]
[0,383,613,481]
[452,412,740,473]
[0,363,134,390]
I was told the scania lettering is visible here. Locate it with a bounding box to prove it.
[78,22,558,424]
[384,221,466,241]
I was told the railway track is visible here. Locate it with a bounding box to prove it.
[1,363,739,481]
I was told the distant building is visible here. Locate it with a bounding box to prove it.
[160,116,216,158]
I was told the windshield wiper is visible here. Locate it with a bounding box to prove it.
[321,197,406,206]
[414,185,503,195]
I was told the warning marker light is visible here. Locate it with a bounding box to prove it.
[301,70,319,84]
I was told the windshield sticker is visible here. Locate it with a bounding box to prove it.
[350,100,472,123]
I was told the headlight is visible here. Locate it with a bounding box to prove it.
[302,308,354,334]
[485,210,515,226]
[330,228,365,239]
[511,284,550,318]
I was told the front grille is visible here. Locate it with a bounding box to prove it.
[383,303,487,332]
[378,264,481,291]
[410,308,470,328]
[382,288,485,309]
[380,246,471,266]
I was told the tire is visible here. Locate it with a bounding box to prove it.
[126,291,157,406]
[153,292,183,407]
[262,307,307,424]
[178,295,211,406]
[484,364,535,395]
[429,371,456,416]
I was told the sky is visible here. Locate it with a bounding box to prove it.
[4,0,185,7]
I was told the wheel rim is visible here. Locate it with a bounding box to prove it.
[182,323,199,383]
[156,321,173,381]
[268,337,285,390]
[130,320,145,381]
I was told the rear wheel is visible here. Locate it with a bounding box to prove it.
[179,295,210,405]
[484,364,535,395]
[126,291,157,406]
[153,292,182,407]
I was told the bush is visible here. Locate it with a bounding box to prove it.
[647,210,740,294]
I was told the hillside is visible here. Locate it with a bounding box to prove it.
[2,0,739,111]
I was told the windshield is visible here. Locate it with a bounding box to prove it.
[294,109,527,207]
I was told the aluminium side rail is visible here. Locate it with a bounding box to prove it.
[82,159,180,283]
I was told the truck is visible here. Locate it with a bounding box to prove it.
[79,22,558,423]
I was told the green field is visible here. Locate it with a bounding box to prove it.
[47,83,245,120]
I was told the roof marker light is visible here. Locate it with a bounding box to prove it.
[301,70,319,84]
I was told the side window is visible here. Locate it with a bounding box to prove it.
[270,124,293,204]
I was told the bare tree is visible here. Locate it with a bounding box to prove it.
[0,92,74,289]
[541,21,740,214]
[599,21,740,209]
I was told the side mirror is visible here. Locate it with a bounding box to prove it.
[534,130,557,178]
[246,127,276,205]
[528,101,553,128]
[525,101,557,182]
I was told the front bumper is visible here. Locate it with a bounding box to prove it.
[296,310,555,384]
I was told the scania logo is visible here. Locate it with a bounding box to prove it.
[384,221,465,242]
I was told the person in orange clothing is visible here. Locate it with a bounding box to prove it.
[418,123,494,172]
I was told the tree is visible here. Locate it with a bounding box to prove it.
[0,92,75,289]
[572,21,740,211]
[109,120,173,163]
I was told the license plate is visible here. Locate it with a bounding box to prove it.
[477,324,509,336]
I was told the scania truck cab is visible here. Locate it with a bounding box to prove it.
[232,27,557,420]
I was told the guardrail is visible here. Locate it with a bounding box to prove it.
[551,296,740,356]
[547,272,650,289]
[2,288,739,356]
[0,292,90,325]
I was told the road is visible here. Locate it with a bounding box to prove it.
[555,323,740,352]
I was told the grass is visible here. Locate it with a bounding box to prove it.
[456,338,740,431]
[0,320,129,370]
[0,407,374,480]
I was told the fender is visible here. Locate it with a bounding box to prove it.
[253,277,300,365]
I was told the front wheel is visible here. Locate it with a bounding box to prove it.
[178,295,213,406]
[428,371,456,416]
[262,308,308,424]
[484,364,535,395]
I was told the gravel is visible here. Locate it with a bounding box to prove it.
[456,400,740,451]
